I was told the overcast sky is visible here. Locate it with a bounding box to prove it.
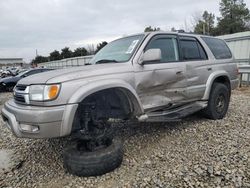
[0,0,249,62]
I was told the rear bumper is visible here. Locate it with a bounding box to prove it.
[231,79,239,90]
[1,99,78,138]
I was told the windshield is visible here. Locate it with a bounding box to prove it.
[90,34,144,64]
[16,70,29,77]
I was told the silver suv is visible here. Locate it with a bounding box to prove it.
[2,32,239,176]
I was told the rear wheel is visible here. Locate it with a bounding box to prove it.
[202,83,230,120]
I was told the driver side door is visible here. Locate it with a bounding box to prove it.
[134,34,188,112]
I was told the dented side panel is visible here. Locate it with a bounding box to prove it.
[134,62,188,111]
[185,61,211,100]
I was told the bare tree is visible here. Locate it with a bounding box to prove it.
[87,44,96,55]
[190,11,203,30]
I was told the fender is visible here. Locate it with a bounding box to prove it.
[68,79,144,115]
[202,70,230,100]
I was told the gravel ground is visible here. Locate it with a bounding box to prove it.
[0,88,250,188]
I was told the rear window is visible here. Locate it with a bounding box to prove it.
[202,37,232,59]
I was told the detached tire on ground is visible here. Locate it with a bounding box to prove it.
[202,82,230,120]
[63,138,123,177]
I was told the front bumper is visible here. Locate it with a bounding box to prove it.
[1,99,78,138]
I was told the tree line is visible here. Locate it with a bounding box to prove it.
[32,41,107,64]
[194,0,250,35]
[33,0,250,64]
[145,0,250,36]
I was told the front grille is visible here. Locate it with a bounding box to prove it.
[14,85,28,104]
[14,94,25,103]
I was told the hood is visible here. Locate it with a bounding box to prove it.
[18,63,132,85]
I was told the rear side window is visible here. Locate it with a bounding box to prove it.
[201,37,232,59]
[180,37,207,61]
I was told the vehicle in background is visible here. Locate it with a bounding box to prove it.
[7,67,19,75]
[0,67,28,78]
[0,68,53,92]
[1,70,15,78]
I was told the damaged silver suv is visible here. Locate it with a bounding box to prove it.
[2,32,238,176]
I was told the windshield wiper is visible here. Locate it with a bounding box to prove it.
[95,59,118,64]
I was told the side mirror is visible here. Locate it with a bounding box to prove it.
[139,49,162,65]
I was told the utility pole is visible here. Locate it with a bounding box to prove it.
[207,23,210,35]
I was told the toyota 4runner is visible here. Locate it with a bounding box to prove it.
[2,32,239,176]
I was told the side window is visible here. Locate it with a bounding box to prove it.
[180,38,207,61]
[201,37,232,59]
[145,36,179,63]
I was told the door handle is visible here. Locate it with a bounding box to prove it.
[176,71,183,75]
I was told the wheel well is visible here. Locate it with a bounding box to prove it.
[71,88,136,132]
[213,76,231,95]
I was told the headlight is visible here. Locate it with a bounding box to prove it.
[29,84,60,101]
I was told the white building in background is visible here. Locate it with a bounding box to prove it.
[0,58,24,68]
[219,31,250,65]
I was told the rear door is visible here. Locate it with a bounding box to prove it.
[134,34,188,111]
[179,36,210,100]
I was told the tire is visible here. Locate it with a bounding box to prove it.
[202,83,230,120]
[63,138,123,177]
